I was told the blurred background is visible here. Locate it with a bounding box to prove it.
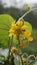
[0,0,37,55]
[0,0,37,28]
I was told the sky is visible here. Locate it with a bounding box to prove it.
[1,0,37,8]
[25,0,37,3]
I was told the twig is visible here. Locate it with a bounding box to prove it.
[18,8,37,21]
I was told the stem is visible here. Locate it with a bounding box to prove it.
[19,8,37,21]
[28,41,29,47]
[18,36,24,65]
[20,56,24,65]
[18,35,20,44]
[8,36,13,60]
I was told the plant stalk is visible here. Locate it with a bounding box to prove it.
[19,8,37,21]
[8,36,13,60]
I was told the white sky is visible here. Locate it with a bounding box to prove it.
[24,0,37,3]
[1,0,37,8]
[2,0,37,3]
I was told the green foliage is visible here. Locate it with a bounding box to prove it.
[0,14,37,55]
[29,62,35,65]
[0,14,15,48]
[13,35,18,46]
[0,3,37,65]
[0,54,5,61]
[24,21,32,33]
[24,4,29,10]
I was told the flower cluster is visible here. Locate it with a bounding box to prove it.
[9,20,33,41]
[11,47,18,55]
[8,16,34,65]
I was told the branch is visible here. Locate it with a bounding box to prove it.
[18,8,37,21]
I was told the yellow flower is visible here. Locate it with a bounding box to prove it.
[9,20,33,41]
[21,32,25,36]
[16,20,23,27]
[9,28,14,37]
[9,32,14,37]
[11,24,18,31]
[28,36,33,41]
[24,31,31,37]
[11,47,18,54]
[21,31,31,39]
[21,25,27,31]
[16,33,19,40]
[19,43,26,48]
[9,28,12,32]
[9,23,18,37]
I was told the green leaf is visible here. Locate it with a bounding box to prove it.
[24,4,29,10]
[13,35,18,46]
[24,21,32,33]
[0,54,5,61]
[22,53,28,58]
[0,14,15,48]
[29,62,35,65]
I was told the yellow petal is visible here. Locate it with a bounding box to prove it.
[16,20,23,27]
[9,28,12,32]
[12,24,18,30]
[24,31,31,37]
[9,32,14,37]
[11,47,18,54]
[21,25,27,31]
[9,33,12,37]
[28,36,33,41]
[21,32,25,36]
[21,31,31,38]
[19,43,26,48]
